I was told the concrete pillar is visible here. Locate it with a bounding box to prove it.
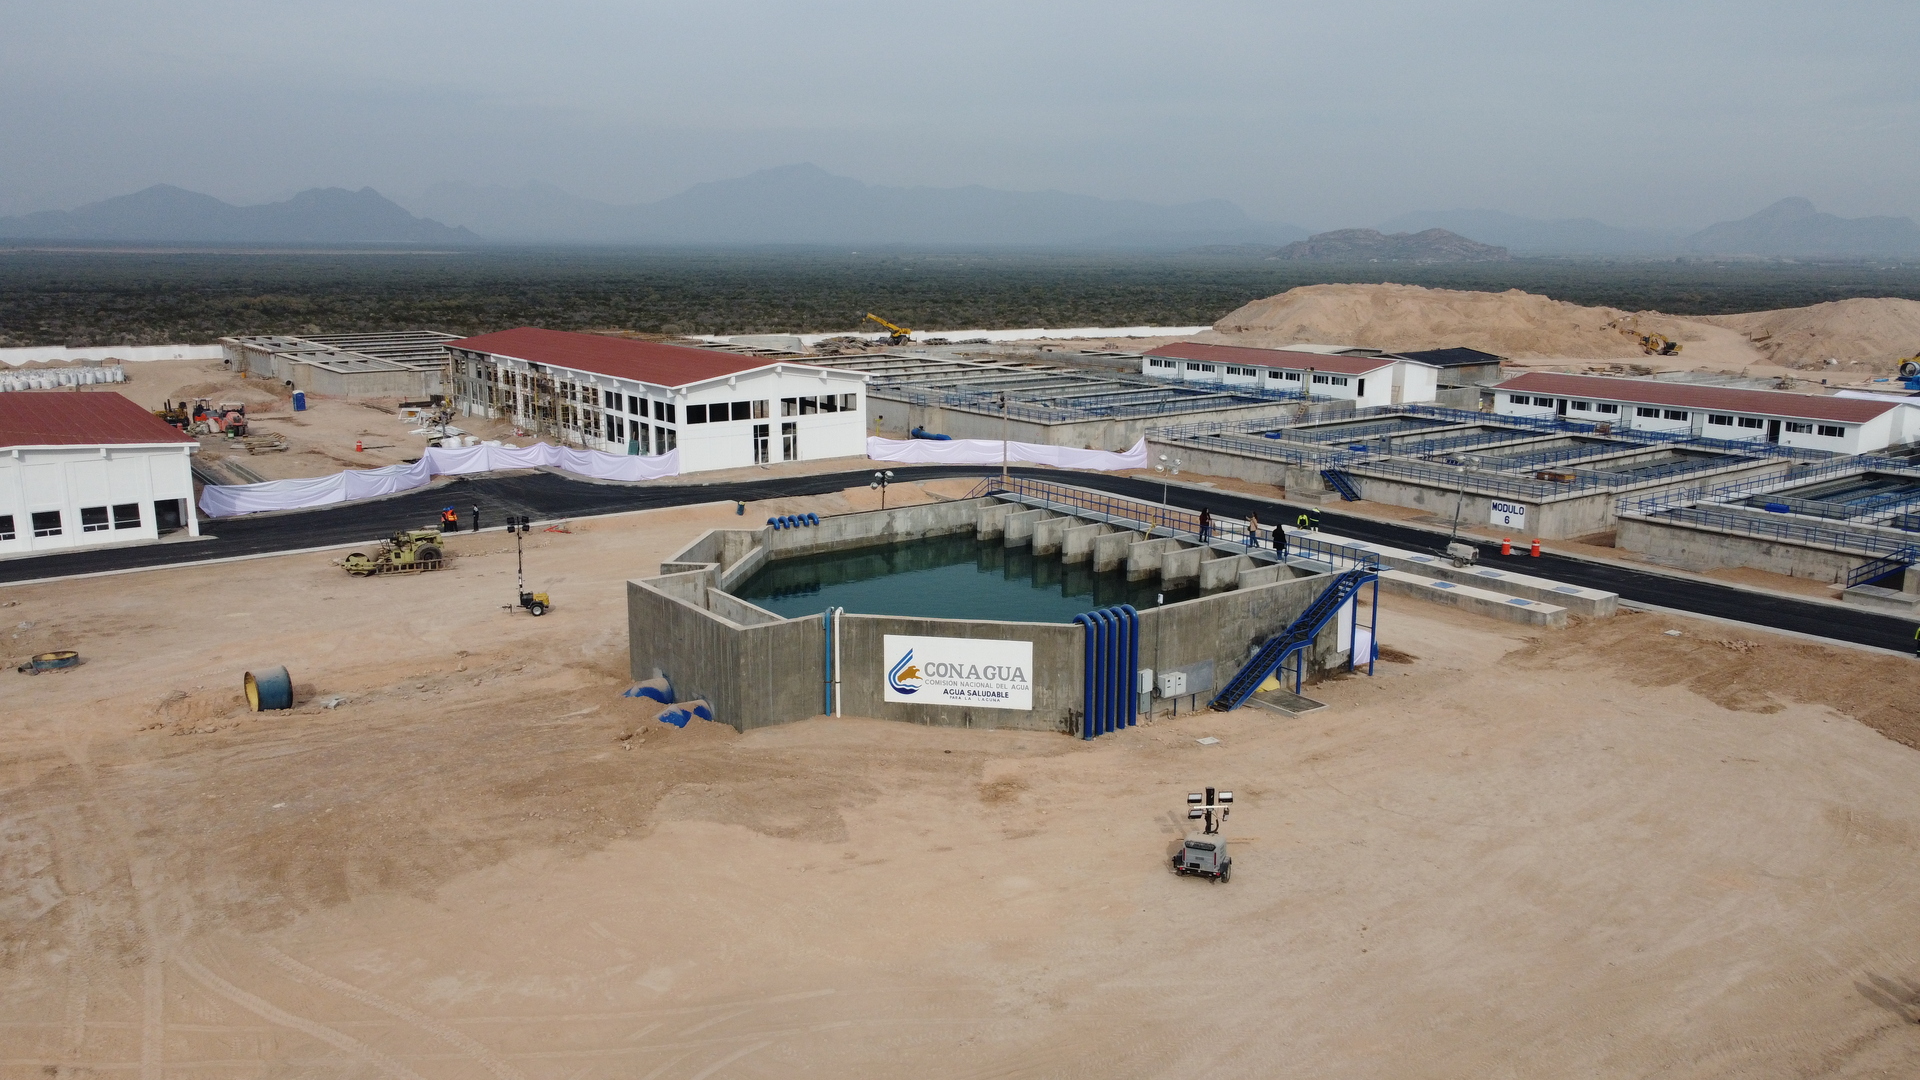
[1062,521,1109,565]
[1284,464,1330,495]
[1032,514,1073,557]
[1004,508,1049,548]
[976,502,1012,540]
[1092,529,1140,574]
[1127,536,1185,582]
[1199,553,1252,592]
[1159,543,1204,587]
[1905,563,1919,595]
[1236,561,1301,590]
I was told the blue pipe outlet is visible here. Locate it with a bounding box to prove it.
[1073,613,1096,739]
[1119,604,1140,727]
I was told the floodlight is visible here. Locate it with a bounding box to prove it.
[1188,807,1204,819]
[1187,792,1204,805]
[1217,791,1234,804]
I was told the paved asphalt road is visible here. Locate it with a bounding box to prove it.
[3,465,1912,653]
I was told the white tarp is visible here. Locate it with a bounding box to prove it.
[197,443,681,517]
[866,436,1149,471]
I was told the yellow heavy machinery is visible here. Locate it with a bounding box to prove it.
[863,312,914,345]
[1636,332,1681,356]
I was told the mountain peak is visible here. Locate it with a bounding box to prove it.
[0,185,477,245]
[1686,198,1920,257]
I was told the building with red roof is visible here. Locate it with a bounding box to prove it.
[0,391,200,555]
[1492,371,1920,454]
[446,328,868,473]
[1142,342,1440,407]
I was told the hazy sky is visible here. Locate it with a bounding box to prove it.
[4,0,1916,229]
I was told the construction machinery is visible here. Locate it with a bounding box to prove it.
[341,529,448,576]
[1172,788,1233,882]
[1897,356,1920,389]
[153,399,199,428]
[1635,332,1681,356]
[863,312,914,345]
[504,515,551,616]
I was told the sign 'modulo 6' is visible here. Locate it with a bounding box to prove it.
[883,634,1034,711]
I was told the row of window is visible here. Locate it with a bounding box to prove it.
[1158,359,1363,389]
[1510,394,1849,438]
[685,394,858,425]
[0,504,141,542]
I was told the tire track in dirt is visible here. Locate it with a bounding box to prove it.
[173,954,431,1080]
[259,945,530,1080]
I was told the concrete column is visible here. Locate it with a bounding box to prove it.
[1127,536,1185,582]
[1905,563,1919,595]
[1199,553,1252,592]
[1004,508,1049,548]
[1093,529,1140,574]
[976,502,1012,540]
[1032,514,1073,557]
[1159,543,1204,587]
[1062,521,1109,565]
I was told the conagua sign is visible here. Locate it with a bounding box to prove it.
[882,634,1034,710]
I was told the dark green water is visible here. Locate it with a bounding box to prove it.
[734,533,1194,623]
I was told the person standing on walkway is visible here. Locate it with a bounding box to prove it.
[471,504,482,533]
[1198,507,1212,542]
[1246,511,1261,551]
[1274,516,1288,557]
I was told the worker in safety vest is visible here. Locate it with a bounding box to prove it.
[441,506,458,532]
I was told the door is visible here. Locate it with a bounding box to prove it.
[1555,398,1568,416]
[782,421,798,462]
[1766,419,1781,443]
[154,499,183,532]
[752,423,770,464]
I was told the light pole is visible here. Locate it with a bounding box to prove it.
[999,391,1010,486]
[1153,454,1181,533]
[870,469,895,509]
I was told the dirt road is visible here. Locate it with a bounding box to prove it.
[4,498,1920,1077]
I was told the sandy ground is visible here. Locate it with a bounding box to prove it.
[5,493,1920,1077]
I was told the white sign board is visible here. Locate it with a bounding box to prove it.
[1489,499,1528,531]
[883,634,1033,711]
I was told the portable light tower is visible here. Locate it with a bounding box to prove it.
[1187,787,1233,834]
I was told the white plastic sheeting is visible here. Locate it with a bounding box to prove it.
[866,436,1149,471]
[198,443,681,517]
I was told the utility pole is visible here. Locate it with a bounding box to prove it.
[999,390,1010,487]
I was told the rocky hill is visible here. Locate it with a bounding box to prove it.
[1268,228,1509,262]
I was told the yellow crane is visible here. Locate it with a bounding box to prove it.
[863,312,914,345]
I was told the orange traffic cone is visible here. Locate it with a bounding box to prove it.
[1500,537,1512,556]
[355,439,363,452]
[1529,538,1542,557]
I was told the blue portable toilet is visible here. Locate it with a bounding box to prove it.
[292,391,307,411]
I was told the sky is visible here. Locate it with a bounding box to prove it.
[3,0,1917,230]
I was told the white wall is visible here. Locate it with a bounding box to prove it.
[0,444,198,556]
[1499,388,1898,452]
[675,369,868,471]
[1,344,223,368]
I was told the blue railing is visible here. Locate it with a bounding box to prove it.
[1846,547,1918,588]
[1209,568,1377,710]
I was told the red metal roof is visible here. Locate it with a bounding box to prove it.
[1145,342,1400,376]
[450,328,801,388]
[0,391,198,448]
[1494,372,1901,424]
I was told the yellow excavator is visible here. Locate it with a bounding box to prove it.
[1634,331,1682,357]
[863,312,914,345]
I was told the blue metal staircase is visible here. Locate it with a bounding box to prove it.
[1210,568,1377,712]
[1321,469,1362,501]
[1847,546,1919,589]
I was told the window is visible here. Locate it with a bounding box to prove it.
[1817,424,1845,438]
[1738,416,1764,429]
[800,396,818,415]
[0,515,14,541]
[731,401,752,421]
[1532,396,1555,407]
[1356,379,1365,396]
[658,426,676,452]
[627,394,641,415]
[1184,362,1216,373]
[687,404,708,424]
[80,506,110,533]
[1784,421,1812,434]
[782,421,798,461]
[1225,365,1256,376]
[752,399,770,419]
[1595,402,1619,414]
[1707,414,1734,426]
[1509,394,1529,405]
[1148,357,1174,369]
[31,511,61,537]
[752,423,770,464]
[640,424,651,454]
[1636,407,1660,418]
[1571,400,1591,411]
[781,397,797,417]
[1278,371,1301,381]
[818,395,837,413]
[1312,374,1349,386]
[608,415,625,443]
[1663,410,1689,421]
[839,393,857,411]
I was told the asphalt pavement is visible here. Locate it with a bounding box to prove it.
[3,465,1911,654]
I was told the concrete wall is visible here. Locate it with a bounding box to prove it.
[833,615,1082,732]
[872,396,1304,452]
[1614,517,1866,582]
[627,573,827,732]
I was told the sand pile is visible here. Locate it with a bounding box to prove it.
[1701,297,1920,369]
[1202,284,1710,360]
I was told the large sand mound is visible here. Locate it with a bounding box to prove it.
[1700,297,1920,368]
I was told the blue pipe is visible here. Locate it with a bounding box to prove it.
[1096,608,1117,734]
[1119,603,1140,727]
[807,513,819,526]
[1082,611,1098,734]
[1088,610,1106,737]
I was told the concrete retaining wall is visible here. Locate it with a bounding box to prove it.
[627,573,827,732]
[1614,516,1864,582]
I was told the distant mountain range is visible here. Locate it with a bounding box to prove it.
[1375,208,1681,256]
[403,164,1309,248]
[1684,197,1920,258]
[1268,228,1508,262]
[0,185,478,245]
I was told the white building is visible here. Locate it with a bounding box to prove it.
[1141,342,1440,407]
[447,328,869,473]
[1492,372,1920,455]
[0,392,199,557]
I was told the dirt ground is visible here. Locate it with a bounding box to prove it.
[5,491,1920,1077]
